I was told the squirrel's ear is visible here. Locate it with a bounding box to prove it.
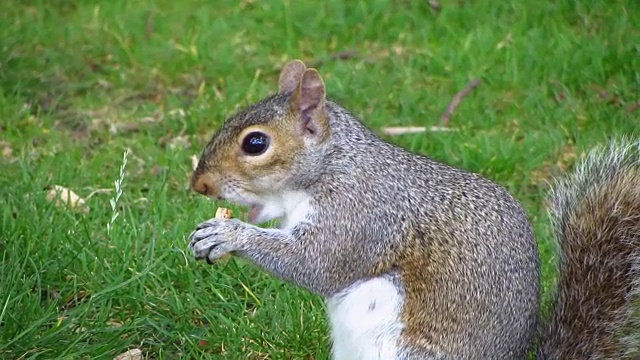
[293,68,328,138]
[278,60,306,95]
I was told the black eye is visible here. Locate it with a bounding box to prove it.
[241,131,270,155]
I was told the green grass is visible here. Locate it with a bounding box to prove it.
[0,0,638,358]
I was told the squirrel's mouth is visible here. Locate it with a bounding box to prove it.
[247,204,264,224]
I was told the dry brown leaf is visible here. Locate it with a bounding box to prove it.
[530,144,579,184]
[100,115,162,134]
[114,348,143,360]
[46,185,89,213]
[106,319,124,328]
[167,135,191,150]
[629,99,640,112]
[496,33,513,50]
[61,289,92,310]
[212,86,225,102]
[0,141,13,160]
[198,339,210,348]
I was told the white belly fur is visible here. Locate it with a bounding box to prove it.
[327,276,404,360]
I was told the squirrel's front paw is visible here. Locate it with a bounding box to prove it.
[189,218,243,263]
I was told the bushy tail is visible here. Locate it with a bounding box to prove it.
[537,139,640,359]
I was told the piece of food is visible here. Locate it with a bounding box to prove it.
[215,207,233,219]
[215,207,233,261]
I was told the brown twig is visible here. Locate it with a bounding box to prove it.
[381,126,459,136]
[307,49,360,68]
[145,10,155,38]
[270,50,361,76]
[549,79,568,103]
[439,78,481,126]
[84,188,113,201]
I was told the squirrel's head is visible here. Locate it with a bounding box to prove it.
[191,60,330,223]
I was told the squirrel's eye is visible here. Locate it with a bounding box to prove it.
[241,131,270,155]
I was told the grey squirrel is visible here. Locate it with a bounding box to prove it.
[188,60,640,359]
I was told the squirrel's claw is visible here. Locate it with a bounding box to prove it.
[189,218,241,263]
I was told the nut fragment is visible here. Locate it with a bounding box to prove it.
[215,207,233,219]
[215,207,233,262]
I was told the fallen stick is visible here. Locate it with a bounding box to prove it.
[382,126,458,136]
[307,49,359,69]
[439,78,481,126]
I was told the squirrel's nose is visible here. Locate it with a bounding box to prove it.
[192,173,219,198]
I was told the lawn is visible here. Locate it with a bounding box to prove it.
[0,0,638,359]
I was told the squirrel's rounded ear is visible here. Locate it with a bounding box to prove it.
[293,68,328,139]
[298,69,325,115]
[278,60,307,95]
